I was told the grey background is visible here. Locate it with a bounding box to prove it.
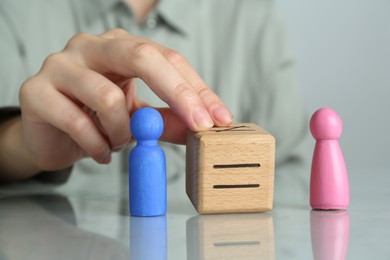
[277,0,390,171]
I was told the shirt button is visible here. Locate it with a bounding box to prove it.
[146,17,157,29]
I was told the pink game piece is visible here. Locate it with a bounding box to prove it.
[310,108,349,210]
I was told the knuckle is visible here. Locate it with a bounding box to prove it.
[106,28,128,38]
[66,113,90,135]
[19,76,41,105]
[132,42,159,59]
[42,52,67,70]
[164,49,186,65]
[19,78,34,102]
[173,82,195,100]
[65,32,93,50]
[96,85,125,112]
[196,86,214,99]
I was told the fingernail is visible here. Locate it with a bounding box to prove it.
[193,108,214,129]
[112,143,128,152]
[212,105,233,124]
[102,152,112,164]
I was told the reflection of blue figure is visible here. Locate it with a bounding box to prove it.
[129,108,166,216]
[130,216,167,260]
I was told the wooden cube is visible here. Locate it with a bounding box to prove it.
[186,123,275,214]
[186,214,275,259]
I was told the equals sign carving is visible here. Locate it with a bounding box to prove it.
[213,163,261,189]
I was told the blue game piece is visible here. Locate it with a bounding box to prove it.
[129,107,166,216]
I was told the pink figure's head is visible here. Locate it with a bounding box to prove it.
[310,108,343,140]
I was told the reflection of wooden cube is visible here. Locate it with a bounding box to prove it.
[186,123,275,214]
[186,214,275,260]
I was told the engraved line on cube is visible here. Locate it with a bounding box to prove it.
[213,163,261,169]
[212,125,255,132]
[214,241,261,247]
[213,184,260,189]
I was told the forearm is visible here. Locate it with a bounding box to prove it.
[0,116,41,182]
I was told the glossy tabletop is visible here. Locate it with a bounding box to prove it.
[0,167,388,260]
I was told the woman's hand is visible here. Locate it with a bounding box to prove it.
[17,29,233,172]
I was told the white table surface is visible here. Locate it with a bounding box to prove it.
[0,167,388,259]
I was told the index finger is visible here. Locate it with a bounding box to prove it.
[65,32,218,131]
[108,31,234,126]
[105,30,234,126]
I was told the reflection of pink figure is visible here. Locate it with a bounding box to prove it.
[310,210,350,260]
[310,108,349,210]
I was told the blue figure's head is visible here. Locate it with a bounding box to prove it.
[130,108,164,141]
